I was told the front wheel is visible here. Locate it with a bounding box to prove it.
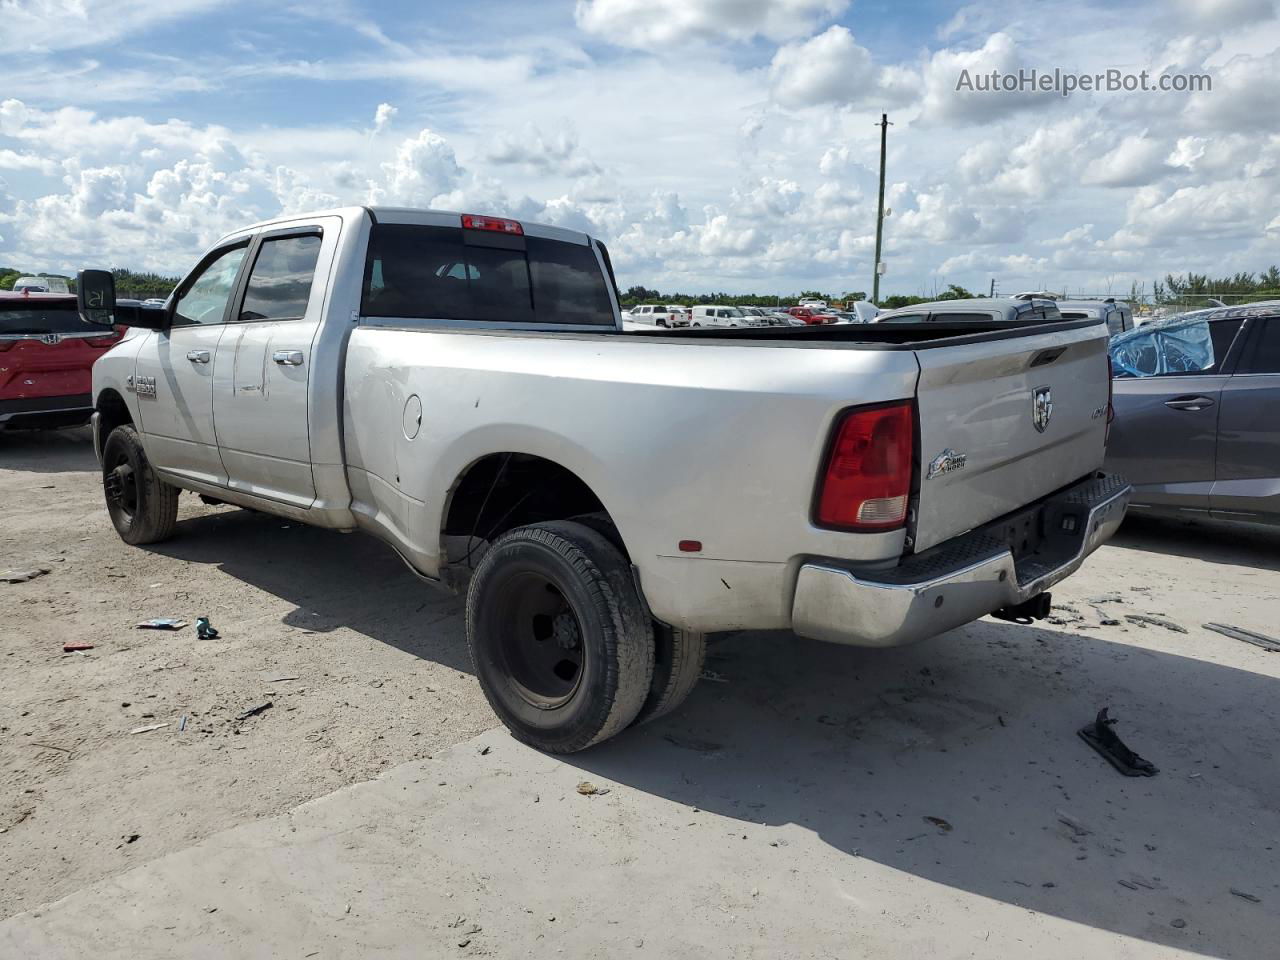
[466,521,655,753]
[101,424,180,545]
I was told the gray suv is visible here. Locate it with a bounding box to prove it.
[1106,302,1280,525]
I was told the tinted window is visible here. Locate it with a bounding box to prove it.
[239,235,322,322]
[174,245,248,326]
[362,224,613,326]
[931,312,997,323]
[1237,317,1280,374]
[881,313,926,323]
[1111,319,1243,378]
[0,301,90,335]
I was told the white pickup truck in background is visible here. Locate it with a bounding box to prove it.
[80,206,1129,752]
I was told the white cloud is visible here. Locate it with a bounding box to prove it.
[1172,0,1275,29]
[575,0,848,48]
[485,127,602,178]
[372,103,398,135]
[768,26,917,109]
[0,0,228,54]
[371,129,464,208]
[1081,134,1172,188]
[917,32,1044,126]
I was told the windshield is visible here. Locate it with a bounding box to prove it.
[0,301,93,335]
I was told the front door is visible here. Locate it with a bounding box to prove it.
[1212,316,1280,521]
[1105,316,1245,514]
[212,223,334,508]
[133,242,249,487]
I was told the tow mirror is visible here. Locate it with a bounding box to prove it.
[77,269,116,326]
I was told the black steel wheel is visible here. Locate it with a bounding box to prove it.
[101,424,179,545]
[466,520,654,753]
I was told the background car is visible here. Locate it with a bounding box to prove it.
[628,304,689,327]
[786,306,836,325]
[1057,298,1134,336]
[1,291,123,430]
[1106,302,1280,525]
[12,275,71,295]
[690,305,761,327]
[874,297,1063,323]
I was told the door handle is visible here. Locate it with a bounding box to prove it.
[1164,396,1214,411]
[272,350,304,366]
[186,350,210,364]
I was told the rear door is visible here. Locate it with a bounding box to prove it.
[213,221,335,508]
[133,242,249,486]
[1105,317,1245,514]
[1212,316,1280,521]
[912,324,1111,551]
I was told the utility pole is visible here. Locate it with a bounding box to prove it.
[989,278,996,298]
[872,113,892,305]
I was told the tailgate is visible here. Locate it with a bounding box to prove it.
[911,324,1110,552]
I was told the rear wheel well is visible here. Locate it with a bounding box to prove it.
[96,389,132,438]
[443,454,613,562]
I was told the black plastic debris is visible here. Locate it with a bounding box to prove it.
[236,701,273,721]
[195,617,220,641]
[1078,708,1158,777]
[1204,623,1280,653]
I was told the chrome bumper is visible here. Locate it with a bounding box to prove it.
[791,473,1131,647]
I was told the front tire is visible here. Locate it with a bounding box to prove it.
[101,425,179,545]
[466,521,655,753]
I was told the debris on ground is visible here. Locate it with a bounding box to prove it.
[179,715,188,732]
[662,733,724,753]
[1078,707,1159,777]
[1203,623,1280,653]
[129,722,170,735]
[236,702,273,721]
[478,745,490,756]
[1087,594,1126,604]
[698,669,729,683]
[62,642,94,653]
[267,675,300,682]
[137,618,188,631]
[1055,810,1092,836]
[195,617,220,640]
[923,816,953,832]
[576,781,610,796]
[1171,918,1187,928]
[1123,614,1188,634]
[3,567,50,584]
[1230,888,1262,903]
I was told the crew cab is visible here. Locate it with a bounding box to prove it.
[1,291,121,429]
[82,206,1128,753]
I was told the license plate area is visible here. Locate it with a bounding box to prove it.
[985,503,1047,562]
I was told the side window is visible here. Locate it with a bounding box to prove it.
[1237,317,1280,374]
[173,245,248,326]
[1106,311,1124,336]
[239,234,323,322]
[883,313,927,323]
[1111,319,1243,378]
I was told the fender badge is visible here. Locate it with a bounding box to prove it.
[927,448,968,480]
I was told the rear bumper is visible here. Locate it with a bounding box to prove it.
[791,473,1130,647]
[0,394,93,430]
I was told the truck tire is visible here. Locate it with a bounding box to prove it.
[635,623,706,725]
[565,512,705,725]
[466,521,655,753]
[101,424,180,545]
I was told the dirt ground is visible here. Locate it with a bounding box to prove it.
[2,425,1279,958]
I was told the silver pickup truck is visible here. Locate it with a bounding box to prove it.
[80,206,1129,752]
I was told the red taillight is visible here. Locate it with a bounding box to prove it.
[461,214,523,235]
[816,402,914,531]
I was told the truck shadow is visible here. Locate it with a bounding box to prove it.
[0,426,96,474]
[569,625,1280,959]
[1109,514,1280,573]
[147,505,473,676]
[149,507,1278,957]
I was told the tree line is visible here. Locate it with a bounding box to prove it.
[1,267,179,299]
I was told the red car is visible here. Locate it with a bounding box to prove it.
[787,306,837,325]
[0,291,122,430]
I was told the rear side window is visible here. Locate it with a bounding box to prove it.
[239,234,322,322]
[362,224,613,326]
[1111,319,1243,377]
[931,312,997,323]
[1237,317,1280,374]
[0,301,89,335]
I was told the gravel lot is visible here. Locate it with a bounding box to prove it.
[2,426,1278,957]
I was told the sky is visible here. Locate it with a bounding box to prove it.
[0,0,1277,298]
